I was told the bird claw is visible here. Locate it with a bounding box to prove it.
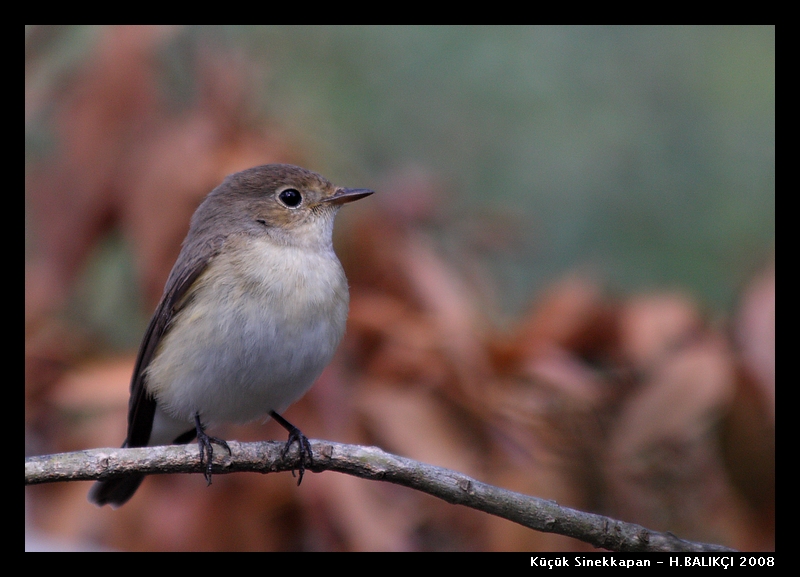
[270,410,312,485]
[195,413,231,485]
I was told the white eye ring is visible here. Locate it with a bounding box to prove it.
[277,188,303,209]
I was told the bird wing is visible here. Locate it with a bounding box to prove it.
[125,236,226,447]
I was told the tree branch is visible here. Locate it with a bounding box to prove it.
[25,440,735,552]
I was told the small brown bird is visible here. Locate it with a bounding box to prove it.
[89,164,373,507]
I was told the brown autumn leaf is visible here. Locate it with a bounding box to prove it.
[719,262,775,548]
[605,322,741,544]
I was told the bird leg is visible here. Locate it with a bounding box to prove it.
[194,413,232,485]
[269,410,312,485]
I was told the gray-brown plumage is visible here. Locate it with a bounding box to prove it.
[89,164,372,507]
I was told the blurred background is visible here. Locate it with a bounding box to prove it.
[25,25,774,551]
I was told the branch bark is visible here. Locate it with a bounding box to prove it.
[25,440,735,552]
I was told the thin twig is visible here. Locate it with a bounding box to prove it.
[25,440,736,552]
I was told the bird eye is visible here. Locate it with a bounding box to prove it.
[278,188,302,208]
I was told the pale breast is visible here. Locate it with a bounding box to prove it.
[145,236,350,425]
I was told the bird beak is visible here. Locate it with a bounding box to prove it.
[323,188,374,205]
